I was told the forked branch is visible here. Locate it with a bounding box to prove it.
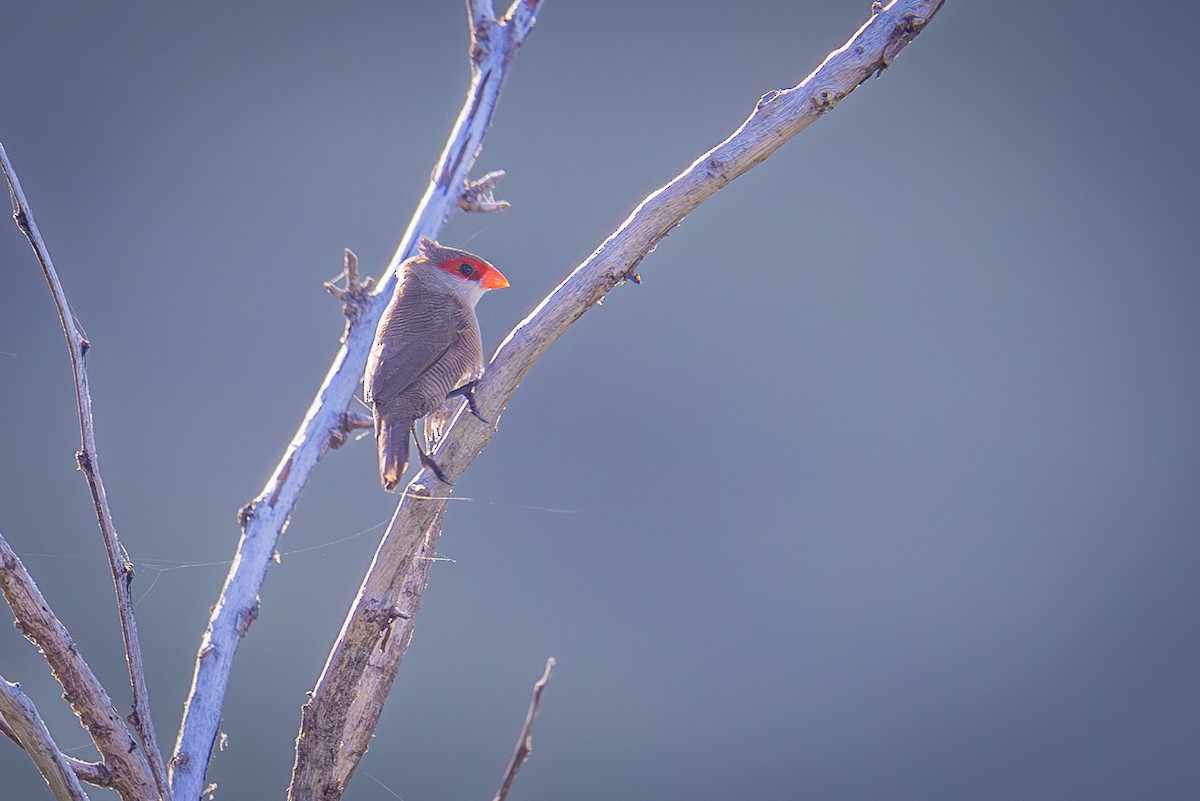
[173,1,543,799]
[0,532,154,799]
[291,0,943,797]
[0,674,92,801]
[2,145,169,800]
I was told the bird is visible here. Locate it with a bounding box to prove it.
[364,236,509,490]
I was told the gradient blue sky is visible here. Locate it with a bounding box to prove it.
[2,2,1197,800]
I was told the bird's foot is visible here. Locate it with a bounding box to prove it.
[447,381,490,425]
[410,420,454,486]
[417,449,454,486]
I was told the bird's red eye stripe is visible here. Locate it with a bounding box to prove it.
[437,258,481,278]
[436,256,509,289]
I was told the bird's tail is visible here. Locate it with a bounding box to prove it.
[375,414,410,492]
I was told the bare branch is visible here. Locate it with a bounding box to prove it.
[0,711,112,789]
[492,658,555,801]
[294,0,943,794]
[467,0,497,28]
[467,0,497,63]
[0,532,156,799]
[292,502,445,800]
[2,144,168,800]
[0,674,92,801]
[0,709,19,746]
[174,2,543,799]
[439,0,946,481]
[330,502,442,791]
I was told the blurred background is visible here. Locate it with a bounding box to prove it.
[2,1,1197,799]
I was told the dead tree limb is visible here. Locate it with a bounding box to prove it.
[0,708,113,790]
[2,143,169,800]
[492,658,555,801]
[171,1,542,799]
[0,532,155,799]
[291,1,943,798]
[0,674,92,801]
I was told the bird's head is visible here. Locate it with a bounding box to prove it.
[417,237,509,299]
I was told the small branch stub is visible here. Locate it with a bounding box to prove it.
[327,411,374,450]
[324,249,374,325]
[458,170,511,213]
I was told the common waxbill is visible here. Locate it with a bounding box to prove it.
[364,236,509,490]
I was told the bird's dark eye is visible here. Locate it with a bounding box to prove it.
[457,262,475,277]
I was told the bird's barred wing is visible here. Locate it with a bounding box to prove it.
[364,290,480,408]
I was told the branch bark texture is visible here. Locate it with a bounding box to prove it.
[0,532,155,800]
[172,2,542,799]
[1,712,112,788]
[291,0,943,795]
[0,674,92,801]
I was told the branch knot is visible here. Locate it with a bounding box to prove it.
[812,88,843,113]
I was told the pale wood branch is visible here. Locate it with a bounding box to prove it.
[0,532,155,800]
[62,759,113,790]
[0,709,19,746]
[492,658,555,801]
[0,673,92,801]
[2,144,168,800]
[171,2,543,800]
[331,501,442,791]
[295,0,943,796]
[0,711,114,789]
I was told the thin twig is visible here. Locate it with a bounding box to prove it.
[172,2,543,799]
[0,531,155,799]
[0,674,92,801]
[492,658,555,801]
[3,144,168,799]
[297,1,944,796]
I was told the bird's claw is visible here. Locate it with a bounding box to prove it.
[418,450,454,486]
[411,420,454,486]
[447,381,490,425]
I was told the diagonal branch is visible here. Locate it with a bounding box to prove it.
[1,712,114,789]
[0,532,155,799]
[2,145,169,801]
[171,2,543,799]
[0,673,92,801]
[287,6,546,797]
[1,711,114,791]
[0,710,18,746]
[492,658,555,801]
[294,0,944,794]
